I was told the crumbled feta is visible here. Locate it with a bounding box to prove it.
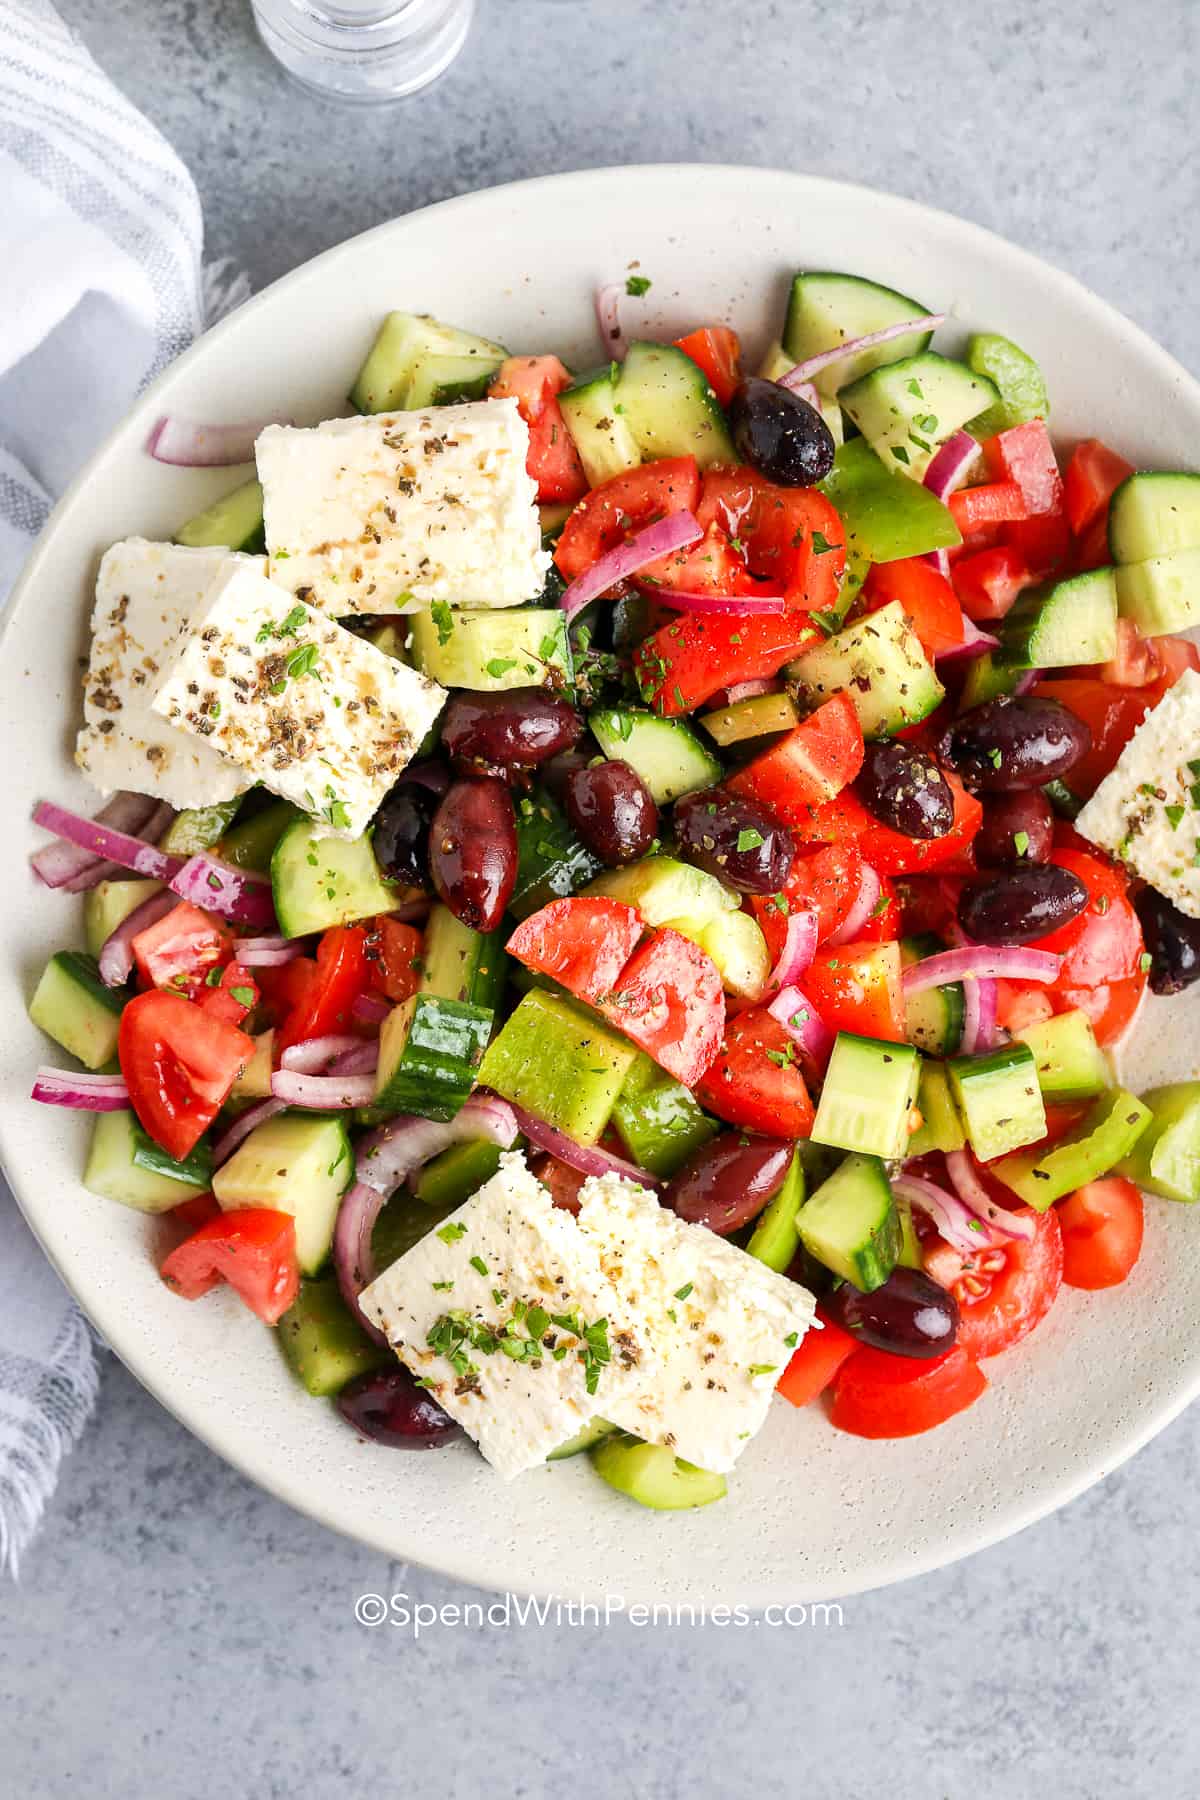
[152,559,445,839]
[1075,669,1200,917]
[576,1173,816,1473]
[75,539,255,808]
[358,1153,656,1480]
[255,397,549,615]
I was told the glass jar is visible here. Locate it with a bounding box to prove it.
[250,0,474,103]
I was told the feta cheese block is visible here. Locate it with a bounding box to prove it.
[255,396,550,615]
[75,539,255,808]
[152,558,445,840]
[576,1173,816,1473]
[1075,668,1200,918]
[357,1153,656,1479]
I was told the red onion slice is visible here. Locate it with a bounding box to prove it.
[270,1069,377,1110]
[280,1034,365,1074]
[351,992,391,1028]
[328,1042,379,1078]
[920,547,951,581]
[764,909,819,997]
[30,791,160,889]
[935,614,1000,664]
[32,1068,130,1111]
[594,283,627,359]
[766,984,835,1073]
[717,678,781,706]
[62,800,179,893]
[892,1172,998,1256]
[779,314,946,389]
[656,590,787,616]
[959,976,999,1056]
[169,852,276,927]
[902,946,1060,996]
[923,429,981,503]
[211,1096,288,1167]
[945,1149,1036,1242]
[824,862,883,947]
[333,1182,395,1346]
[1013,668,1042,697]
[506,1100,662,1188]
[98,888,178,987]
[147,414,289,467]
[235,937,305,967]
[32,801,185,885]
[560,510,703,620]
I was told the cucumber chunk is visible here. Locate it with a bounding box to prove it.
[230,1029,275,1102]
[583,854,739,927]
[901,937,965,1056]
[374,993,492,1122]
[349,311,506,413]
[820,439,962,564]
[906,1060,966,1157]
[84,1109,210,1213]
[1114,548,1200,635]
[212,1113,353,1274]
[796,1151,901,1292]
[160,796,243,856]
[409,606,571,692]
[840,352,997,481]
[589,1432,727,1510]
[547,1417,618,1461]
[419,906,506,1011]
[175,478,265,553]
[787,599,943,739]
[746,1147,805,1273]
[559,365,642,486]
[782,272,934,398]
[992,1088,1151,1209]
[948,1043,1046,1161]
[1108,471,1200,564]
[700,692,799,747]
[477,989,638,1144]
[589,706,722,804]
[958,649,1030,711]
[611,1064,718,1178]
[413,1137,506,1210]
[271,821,403,938]
[1013,1009,1110,1102]
[675,908,769,1001]
[511,791,603,920]
[278,1276,389,1396]
[810,1032,921,1159]
[29,952,124,1071]
[964,333,1050,438]
[1001,567,1118,668]
[616,342,734,468]
[84,879,163,957]
[1117,1081,1200,1202]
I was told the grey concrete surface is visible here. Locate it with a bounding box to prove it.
[7,1,1200,1794]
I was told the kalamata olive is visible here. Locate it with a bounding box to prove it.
[440,688,583,775]
[943,697,1092,792]
[823,1267,959,1359]
[727,376,836,487]
[666,1134,794,1235]
[429,776,517,931]
[566,759,658,866]
[854,741,954,840]
[959,864,1089,944]
[336,1366,462,1449]
[673,787,795,894]
[1134,888,1200,995]
[973,789,1055,869]
[373,782,437,887]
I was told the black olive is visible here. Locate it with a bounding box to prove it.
[727,376,836,487]
[942,697,1091,792]
[854,742,954,840]
[1134,888,1200,995]
[959,865,1089,944]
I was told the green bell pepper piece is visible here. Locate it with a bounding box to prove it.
[819,438,962,565]
[965,333,1050,439]
[745,1148,805,1273]
[990,1087,1152,1209]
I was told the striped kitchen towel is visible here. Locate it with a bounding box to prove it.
[0,0,247,1571]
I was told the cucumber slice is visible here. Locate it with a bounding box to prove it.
[1117,1081,1200,1202]
[681,908,770,1001]
[992,1088,1152,1209]
[476,989,638,1144]
[28,951,124,1071]
[1115,548,1200,635]
[906,1060,966,1157]
[271,821,403,938]
[589,1433,727,1509]
[1109,472,1200,564]
[948,1043,1046,1161]
[1013,1009,1110,1102]
[796,1151,901,1292]
[590,706,723,804]
[83,878,163,958]
[175,477,265,553]
[820,438,962,564]
[278,1276,389,1396]
[373,993,492,1123]
[349,311,506,413]
[746,1148,805,1273]
[786,598,944,738]
[409,606,571,692]
[583,854,739,927]
[221,799,303,872]
[83,1109,210,1213]
[558,365,642,486]
[810,1032,921,1160]
[412,1137,506,1210]
[611,1066,718,1178]
[1001,567,1118,668]
[964,333,1050,438]
[547,1417,617,1461]
[213,1113,352,1274]
[840,353,998,481]
[782,272,934,398]
[616,342,734,469]
[419,906,506,1011]
[900,937,965,1056]
[511,791,603,920]
[160,796,243,856]
[700,692,799,747]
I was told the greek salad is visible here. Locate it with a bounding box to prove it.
[25,270,1200,1510]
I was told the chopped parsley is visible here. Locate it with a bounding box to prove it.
[674,1282,694,1301]
[469,1254,489,1277]
[811,530,842,556]
[783,1332,799,1349]
[229,986,255,1008]
[1139,952,1153,972]
[891,445,911,466]
[430,599,455,647]
[1013,830,1030,857]
[736,827,765,853]
[435,1222,467,1244]
[625,274,652,296]
[748,1363,777,1377]
[485,657,517,678]
[255,603,307,644]
[1166,803,1186,831]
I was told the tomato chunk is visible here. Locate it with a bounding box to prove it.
[673,327,741,407]
[1058,1177,1144,1289]
[924,1205,1062,1359]
[160,1207,300,1324]
[830,1344,987,1438]
[555,458,701,582]
[983,421,1063,516]
[131,902,231,999]
[367,917,425,1005]
[857,558,965,657]
[951,544,1035,622]
[949,482,1029,532]
[725,693,864,819]
[635,612,820,715]
[790,771,982,877]
[276,924,371,1054]
[1064,438,1134,537]
[507,898,643,1005]
[696,1005,814,1138]
[197,961,260,1028]
[490,355,587,504]
[597,928,724,1086]
[776,1311,858,1407]
[749,842,868,961]
[697,466,846,611]
[805,941,905,1042]
[118,990,251,1160]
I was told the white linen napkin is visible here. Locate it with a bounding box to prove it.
[0,0,249,1571]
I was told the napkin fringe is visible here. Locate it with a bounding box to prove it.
[0,1309,101,1577]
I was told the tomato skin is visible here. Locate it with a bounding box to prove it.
[635,612,820,715]
[984,421,1063,516]
[366,917,424,1006]
[696,1006,814,1138]
[528,1153,587,1215]
[925,1205,1062,1359]
[118,990,251,1161]
[1098,617,1159,686]
[696,466,846,610]
[749,842,866,961]
[637,522,762,597]
[276,924,371,1054]
[951,544,1035,622]
[1055,970,1146,1047]
[197,961,260,1027]
[598,928,724,1086]
[555,458,700,581]
[489,355,587,504]
[725,693,864,819]
[160,1206,300,1324]
[830,1344,987,1438]
[131,902,231,998]
[776,1311,858,1407]
[507,897,643,1005]
[1031,678,1156,796]
[1058,1177,1144,1289]
[673,327,741,407]
[994,977,1054,1034]
[857,558,965,657]
[805,941,905,1042]
[1064,438,1134,536]
[949,481,1029,532]
[255,955,317,1025]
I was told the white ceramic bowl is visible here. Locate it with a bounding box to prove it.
[5,166,1200,1607]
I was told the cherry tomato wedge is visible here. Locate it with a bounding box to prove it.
[749,842,868,961]
[1057,1177,1144,1290]
[1063,438,1134,537]
[489,354,587,505]
[696,466,846,611]
[830,1344,987,1438]
[673,327,742,406]
[366,917,425,1006]
[635,611,820,715]
[197,960,260,1027]
[725,692,864,820]
[160,1206,300,1324]
[924,1205,1063,1359]
[118,990,251,1161]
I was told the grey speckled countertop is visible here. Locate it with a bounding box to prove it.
[8,2,1200,1794]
